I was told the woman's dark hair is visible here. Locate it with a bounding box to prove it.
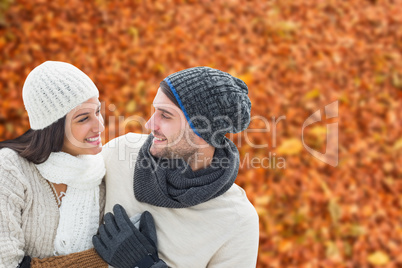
[160,80,180,108]
[0,116,66,164]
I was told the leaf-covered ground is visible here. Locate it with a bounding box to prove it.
[0,0,401,267]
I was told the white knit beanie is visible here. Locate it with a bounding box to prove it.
[22,61,99,130]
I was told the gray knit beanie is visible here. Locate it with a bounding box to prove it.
[164,67,251,146]
[22,61,99,130]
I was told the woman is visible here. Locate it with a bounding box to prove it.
[1,61,165,268]
[0,61,109,267]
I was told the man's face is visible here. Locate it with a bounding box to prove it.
[145,88,200,160]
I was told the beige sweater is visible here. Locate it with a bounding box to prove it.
[103,133,260,268]
[0,148,106,267]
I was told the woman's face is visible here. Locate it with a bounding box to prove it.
[62,97,105,156]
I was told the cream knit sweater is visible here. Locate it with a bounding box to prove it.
[103,133,260,268]
[0,148,106,267]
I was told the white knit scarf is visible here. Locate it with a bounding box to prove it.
[35,152,105,256]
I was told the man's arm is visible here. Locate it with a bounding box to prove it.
[208,208,259,267]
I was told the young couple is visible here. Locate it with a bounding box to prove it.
[0,61,259,268]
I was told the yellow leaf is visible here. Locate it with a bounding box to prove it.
[368,251,390,266]
[154,63,165,74]
[128,26,139,44]
[308,125,327,137]
[6,123,13,133]
[254,195,271,206]
[278,239,293,252]
[126,100,136,113]
[276,138,303,155]
[328,198,341,225]
[325,241,339,258]
[349,224,366,237]
[304,88,320,99]
[392,72,402,89]
[276,21,299,33]
[393,138,402,151]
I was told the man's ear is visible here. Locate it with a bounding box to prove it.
[194,135,215,153]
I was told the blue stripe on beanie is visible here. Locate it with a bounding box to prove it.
[164,77,202,138]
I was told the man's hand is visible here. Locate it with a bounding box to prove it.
[93,204,167,268]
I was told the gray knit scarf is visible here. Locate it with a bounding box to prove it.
[133,134,240,208]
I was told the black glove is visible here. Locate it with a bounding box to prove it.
[17,256,31,268]
[93,204,167,268]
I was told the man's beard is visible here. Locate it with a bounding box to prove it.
[150,133,199,163]
[155,145,198,163]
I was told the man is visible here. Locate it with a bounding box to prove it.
[99,67,259,267]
